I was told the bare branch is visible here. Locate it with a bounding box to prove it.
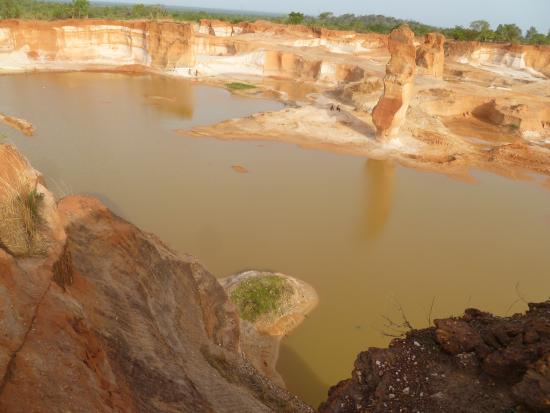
[505,283,529,315]
[426,296,436,326]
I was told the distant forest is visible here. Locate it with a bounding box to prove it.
[1,0,549,45]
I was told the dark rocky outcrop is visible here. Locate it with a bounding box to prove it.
[319,302,550,412]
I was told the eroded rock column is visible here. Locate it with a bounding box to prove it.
[372,25,417,140]
[416,32,446,78]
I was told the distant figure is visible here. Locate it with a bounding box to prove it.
[195,69,199,76]
[188,68,192,76]
[337,105,341,112]
[330,104,334,111]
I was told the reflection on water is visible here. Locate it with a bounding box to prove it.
[277,344,327,406]
[143,75,195,118]
[364,159,395,241]
[1,72,549,408]
[260,78,318,102]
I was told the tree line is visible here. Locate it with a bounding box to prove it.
[1,1,548,46]
[0,0,258,22]
[293,12,550,45]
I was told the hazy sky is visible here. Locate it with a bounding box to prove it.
[107,0,549,32]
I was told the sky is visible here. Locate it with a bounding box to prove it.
[106,0,549,33]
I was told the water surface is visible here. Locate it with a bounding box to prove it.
[1,72,549,407]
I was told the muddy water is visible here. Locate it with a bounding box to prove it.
[1,72,549,407]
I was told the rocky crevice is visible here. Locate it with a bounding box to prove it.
[0,277,54,396]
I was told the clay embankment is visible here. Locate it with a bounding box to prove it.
[0,144,313,413]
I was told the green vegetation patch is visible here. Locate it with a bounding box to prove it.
[230,276,289,322]
[226,82,257,91]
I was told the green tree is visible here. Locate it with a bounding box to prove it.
[469,20,493,41]
[53,4,72,19]
[318,12,333,21]
[0,0,21,19]
[131,4,147,18]
[287,12,305,25]
[469,20,490,32]
[524,26,548,44]
[525,26,538,40]
[72,0,89,18]
[495,24,523,43]
[149,5,168,19]
[446,26,478,41]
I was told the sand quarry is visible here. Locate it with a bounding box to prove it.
[0,18,549,185]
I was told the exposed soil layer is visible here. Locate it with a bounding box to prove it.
[319,301,550,412]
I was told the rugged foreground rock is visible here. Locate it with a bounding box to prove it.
[319,302,550,412]
[0,145,312,413]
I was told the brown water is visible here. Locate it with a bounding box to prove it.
[1,72,549,407]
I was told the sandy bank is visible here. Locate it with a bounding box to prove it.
[0,112,35,136]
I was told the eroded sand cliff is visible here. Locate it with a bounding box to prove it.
[0,20,194,72]
[3,19,548,184]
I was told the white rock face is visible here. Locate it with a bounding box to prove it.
[195,51,266,76]
[0,24,151,71]
[0,21,195,73]
[458,47,546,81]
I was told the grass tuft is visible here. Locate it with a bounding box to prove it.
[226,82,257,91]
[0,153,46,257]
[230,275,289,322]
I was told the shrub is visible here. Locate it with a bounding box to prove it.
[0,0,21,19]
[0,158,46,256]
[230,276,289,322]
[226,82,256,91]
[287,12,305,25]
